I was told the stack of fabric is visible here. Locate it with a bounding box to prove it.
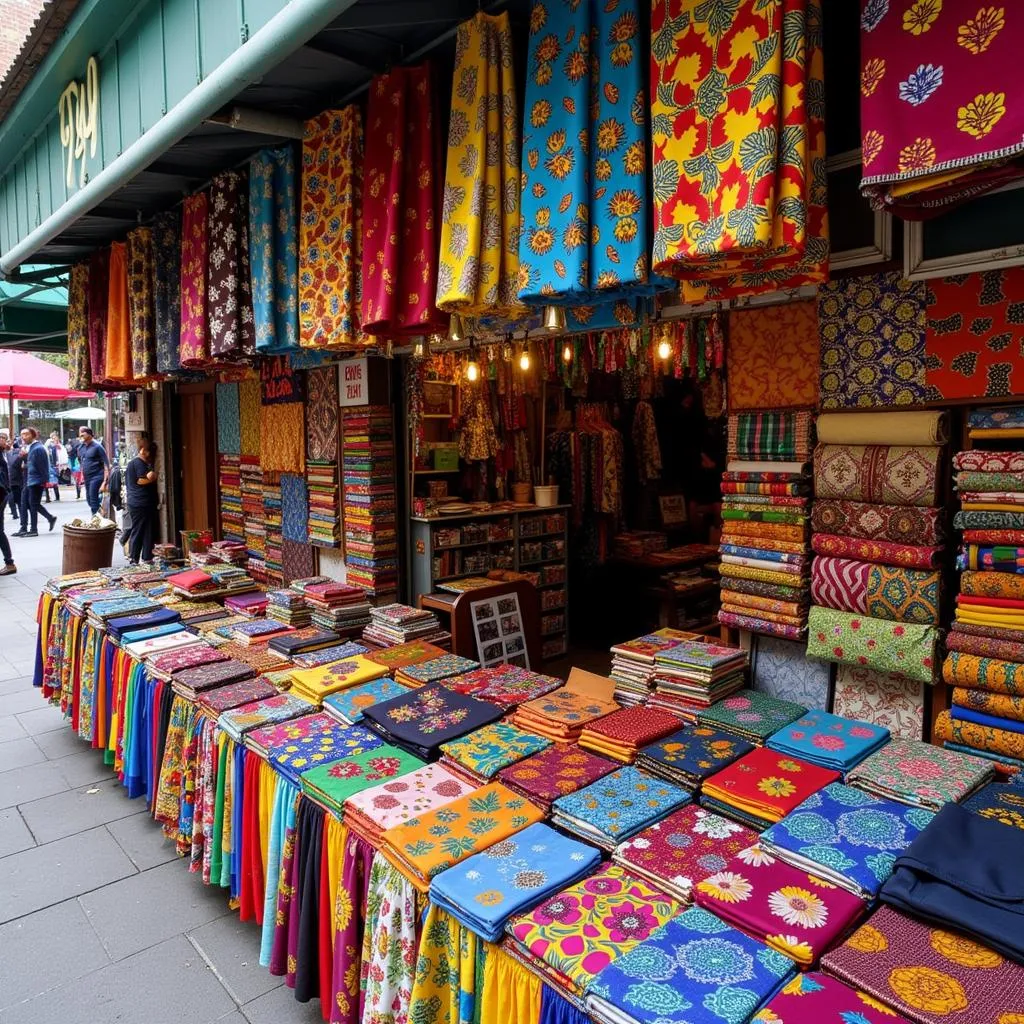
[608,628,702,705]
[240,456,266,579]
[807,412,946,700]
[496,742,618,814]
[261,477,284,585]
[216,691,313,742]
[696,689,805,744]
[224,591,268,618]
[197,676,277,715]
[342,405,399,602]
[648,640,748,719]
[290,639,368,667]
[171,659,255,702]
[701,746,839,830]
[439,664,562,708]
[218,454,244,543]
[267,628,339,659]
[363,603,449,647]
[437,722,551,787]
[393,653,478,689]
[298,744,422,816]
[577,705,679,763]
[719,415,814,640]
[766,709,890,773]
[302,581,372,636]
[206,539,247,565]
[307,460,340,547]
[636,723,753,792]
[363,640,447,675]
[262,718,382,787]
[167,568,221,598]
[509,687,618,743]
[265,589,311,628]
[321,677,407,726]
[229,619,293,646]
[287,655,388,706]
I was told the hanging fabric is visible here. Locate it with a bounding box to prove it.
[208,168,256,361]
[179,192,209,368]
[126,226,156,381]
[152,210,182,376]
[362,65,447,337]
[105,241,133,383]
[250,146,299,353]
[67,263,91,391]
[87,247,110,387]
[436,11,524,319]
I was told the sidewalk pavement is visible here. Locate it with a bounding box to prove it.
[0,496,322,1023]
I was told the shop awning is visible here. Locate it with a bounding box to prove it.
[0,350,93,401]
[0,269,69,353]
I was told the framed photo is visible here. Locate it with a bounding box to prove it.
[470,592,530,669]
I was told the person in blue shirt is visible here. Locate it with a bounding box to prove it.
[14,427,56,537]
[125,439,160,564]
[76,425,110,515]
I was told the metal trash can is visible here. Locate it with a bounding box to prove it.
[62,524,117,575]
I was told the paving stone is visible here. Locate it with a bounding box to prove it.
[0,899,111,1010]
[106,811,179,871]
[0,715,27,742]
[242,984,326,1024]
[31,725,90,760]
[14,704,67,735]
[79,858,232,961]
[0,808,35,858]
[0,736,42,773]
[0,672,32,691]
[0,760,69,810]
[19,777,141,845]
[55,749,116,788]
[0,689,45,717]
[0,934,237,1024]
[188,913,282,1005]
[0,826,136,923]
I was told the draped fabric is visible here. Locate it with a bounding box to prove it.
[362,66,446,336]
[126,227,156,381]
[480,947,540,1024]
[518,0,659,311]
[208,169,255,360]
[105,241,132,383]
[407,904,484,1024]
[300,108,364,349]
[216,383,241,455]
[306,366,339,462]
[435,12,523,318]
[152,210,183,375]
[239,377,261,456]
[67,263,91,391]
[87,247,111,385]
[250,146,299,353]
[180,193,209,367]
[330,833,374,1024]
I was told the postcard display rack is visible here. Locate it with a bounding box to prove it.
[409,506,570,660]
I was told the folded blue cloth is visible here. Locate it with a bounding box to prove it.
[766,708,889,772]
[881,800,1024,962]
[585,906,795,1024]
[760,782,934,898]
[944,741,1024,774]
[951,704,1024,736]
[119,622,185,644]
[962,780,1024,831]
[429,822,601,942]
[107,607,181,637]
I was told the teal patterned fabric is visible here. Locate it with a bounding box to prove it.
[439,722,551,778]
[696,689,806,743]
[215,382,241,455]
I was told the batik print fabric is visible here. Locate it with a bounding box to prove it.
[518,0,660,312]
[814,444,941,507]
[508,864,681,997]
[435,12,523,318]
[305,366,338,462]
[280,474,308,544]
[934,710,1024,761]
[216,383,241,455]
[299,746,423,814]
[361,66,445,336]
[152,210,182,375]
[963,780,1024,831]
[859,0,1024,215]
[751,635,832,710]
[694,844,867,965]
[67,263,91,390]
[406,904,484,1024]
[299,107,364,349]
[125,226,155,381]
[811,500,945,546]
[818,273,927,408]
[696,689,807,744]
[955,449,1024,474]
[727,302,819,412]
[754,971,915,1024]
[760,782,933,899]
[637,725,754,789]
[496,743,618,812]
[767,710,890,773]
[207,168,255,359]
[821,905,1024,1024]
[429,821,601,942]
[811,558,941,624]
[179,193,209,367]
[249,146,298,353]
[585,905,795,1024]
[439,722,551,779]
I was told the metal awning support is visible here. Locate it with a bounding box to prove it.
[0,0,359,277]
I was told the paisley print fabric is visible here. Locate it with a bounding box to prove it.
[126,226,155,381]
[811,500,945,546]
[305,365,339,462]
[152,210,182,375]
[814,444,941,507]
[179,193,209,368]
[207,169,255,360]
[832,664,924,742]
[67,263,91,390]
[435,12,523,318]
[299,107,364,349]
[751,635,831,710]
[817,273,927,408]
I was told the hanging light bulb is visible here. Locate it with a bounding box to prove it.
[543,305,567,333]
[657,337,672,360]
[448,313,465,344]
[465,341,480,382]
[519,343,531,371]
[562,341,573,363]
[413,337,425,359]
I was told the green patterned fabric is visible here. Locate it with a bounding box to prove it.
[955,511,1024,531]
[696,688,806,744]
[956,471,1024,493]
[721,508,807,524]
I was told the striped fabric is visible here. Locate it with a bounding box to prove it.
[728,411,814,462]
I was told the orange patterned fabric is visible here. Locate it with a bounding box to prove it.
[105,242,132,383]
[259,403,305,474]
[727,301,819,411]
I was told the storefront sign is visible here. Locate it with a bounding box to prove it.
[58,56,99,190]
[260,354,304,405]
[339,357,369,406]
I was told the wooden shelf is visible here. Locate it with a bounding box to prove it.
[414,468,460,475]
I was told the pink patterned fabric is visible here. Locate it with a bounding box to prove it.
[811,556,870,614]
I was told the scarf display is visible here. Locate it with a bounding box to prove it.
[152,209,182,375]
[105,240,132,383]
[435,12,523,318]
[208,169,255,360]
[87,247,110,385]
[250,146,298,353]
[179,193,209,367]
[67,263,91,391]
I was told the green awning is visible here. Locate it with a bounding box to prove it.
[0,267,68,353]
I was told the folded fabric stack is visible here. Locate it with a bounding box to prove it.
[240,455,265,578]
[496,742,617,813]
[807,413,947,712]
[261,478,284,585]
[218,454,244,542]
[263,719,382,787]
[302,581,372,636]
[648,640,747,719]
[577,705,679,763]
[307,460,340,547]
[264,588,311,628]
[361,682,503,759]
[362,603,450,647]
[363,640,447,675]
[105,606,181,641]
[287,654,388,705]
[243,711,329,758]
[171,659,255,701]
[767,709,890,773]
[290,639,367,667]
[229,619,293,646]
[147,643,229,682]
[845,738,994,811]
[761,782,934,900]
[206,538,247,565]
[393,653,478,688]
[297,744,422,816]
[267,627,339,658]
[696,688,805,745]
[224,591,268,619]
[342,405,399,602]
[430,821,601,942]
[437,721,551,787]
[321,677,407,726]
[636,723,753,792]
[216,691,313,742]
[167,568,221,598]
[439,664,562,708]
[608,628,703,705]
[702,746,839,830]
[508,687,618,743]
[719,411,815,641]
[197,676,277,715]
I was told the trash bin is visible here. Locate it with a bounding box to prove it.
[62,523,117,575]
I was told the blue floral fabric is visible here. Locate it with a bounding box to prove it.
[280,473,309,543]
[439,722,551,778]
[585,906,795,1024]
[249,146,298,353]
[751,636,831,711]
[638,725,753,787]
[216,382,241,455]
[760,782,934,899]
[429,821,601,942]
[267,722,381,786]
[766,709,890,773]
[322,678,407,723]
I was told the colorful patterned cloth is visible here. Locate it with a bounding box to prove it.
[637,725,753,790]
[511,688,618,742]
[66,263,91,390]
[822,905,1024,1024]
[812,535,941,571]
[207,169,254,360]
[761,782,933,899]
[814,444,941,507]
[405,905,480,1024]
[508,864,681,997]
[942,652,1024,696]
[305,366,339,462]
[322,678,407,724]
[216,382,241,455]
[751,635,832,710]
[753,971,914,1024]
[970,406,1024,430]
[812,500,945,546]
[280,474,309,544]
[578,706,680,763]
[953,687,1024,723]
[947,629,1024,663]
[612,805,758,905]
[767,710,889,773]
[399,654,480,686]
[718,611,806,642]
[429,821,601,942]
[199,677,276,715]
[806,607,937,685]
[586,906,795,1024]
[963,781,1024,831]
[955,450,1024,473]
[178,195,208,367]
[934,709,1024,761]
[832,664,924,742]
[811,557,940,623]
[125,226,156,380]
[818,273,927,408]
[266,722,381,786]
[152,211,181,375]
[727,412,814,462]
[847,738,994,810]
[442,665,562,708]
[696,689,806,745]
[497,743,618,813]
[217,693,313,742]
[955,510,1024,531]
[439,722,551,779]
[298,745,422,814]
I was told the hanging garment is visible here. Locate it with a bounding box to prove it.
[87,247,110,385]
[67,263,91,391]
[208,168,256,360]
[152,209,182,375]
[126,226,156,381]
[180,192,209,367]
[105,241,133,383]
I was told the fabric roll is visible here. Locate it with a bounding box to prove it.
[721,534,807,555]
[811,499,945,546]
[959,545,1024,573]
[935,710,1024,761]
[152,210,182,375]
[67,263,91,391]
[812,534,940,570]
[959,571,1024,601]
[719,575,807,603]
[720,481,806,496]
[957,471,1024,492]
[947,629,1024,663]
[105,241,132,382]
[942,653,1024,697]
[208,169,255,360]
[718,610,804,641]
[721,590,805,619]
[812,556,940,624]
[953,704,1024,735]
[722,508,808,526]
[727,460,809,474]
[814,444,941,507]
[816,411,948,446]
[435,11,523,318]
[720,514,807,534]
[955,450,1024,473]
[812,556,870,615]
[955,510,1024,531]
[87,247,110,385]
[970,428,1024,440]
[720,603,805,627]
[126,227,156,381]
[727,411,814,462]
[250,146,298,353]
[179,193,209,367]
[299,107,363,349]
[964,530,1024,545]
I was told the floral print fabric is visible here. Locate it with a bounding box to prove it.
[299,745,423,814]
[754,970,914,1024]
[86,248,110,384]
[696,689,807,744]
[207,168,255,360]
[126,227,155,380]
[152,210,182,375]
[407,904,483,1024]
[179,193,209,367]
[636,725,753,789]
[439,722,551,779]
[832,664,924,741]
[442,665,562,708]
[751,635,832,711]
[766,709,890,773]
[497,742,618,812]
[67,263,91,390]
[812,499,945,547]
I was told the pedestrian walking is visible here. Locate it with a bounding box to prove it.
[0,433,18,575]
[77,426,110,515]
[14,428,56,536]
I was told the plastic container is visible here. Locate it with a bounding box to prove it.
[534,484,558,507]
[62,523,117,575]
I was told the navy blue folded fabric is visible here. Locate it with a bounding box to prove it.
[962,780,1024,831]
[881,800,1024,962]
[107,608,182,638]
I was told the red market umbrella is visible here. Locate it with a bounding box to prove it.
[0,350,94,402]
